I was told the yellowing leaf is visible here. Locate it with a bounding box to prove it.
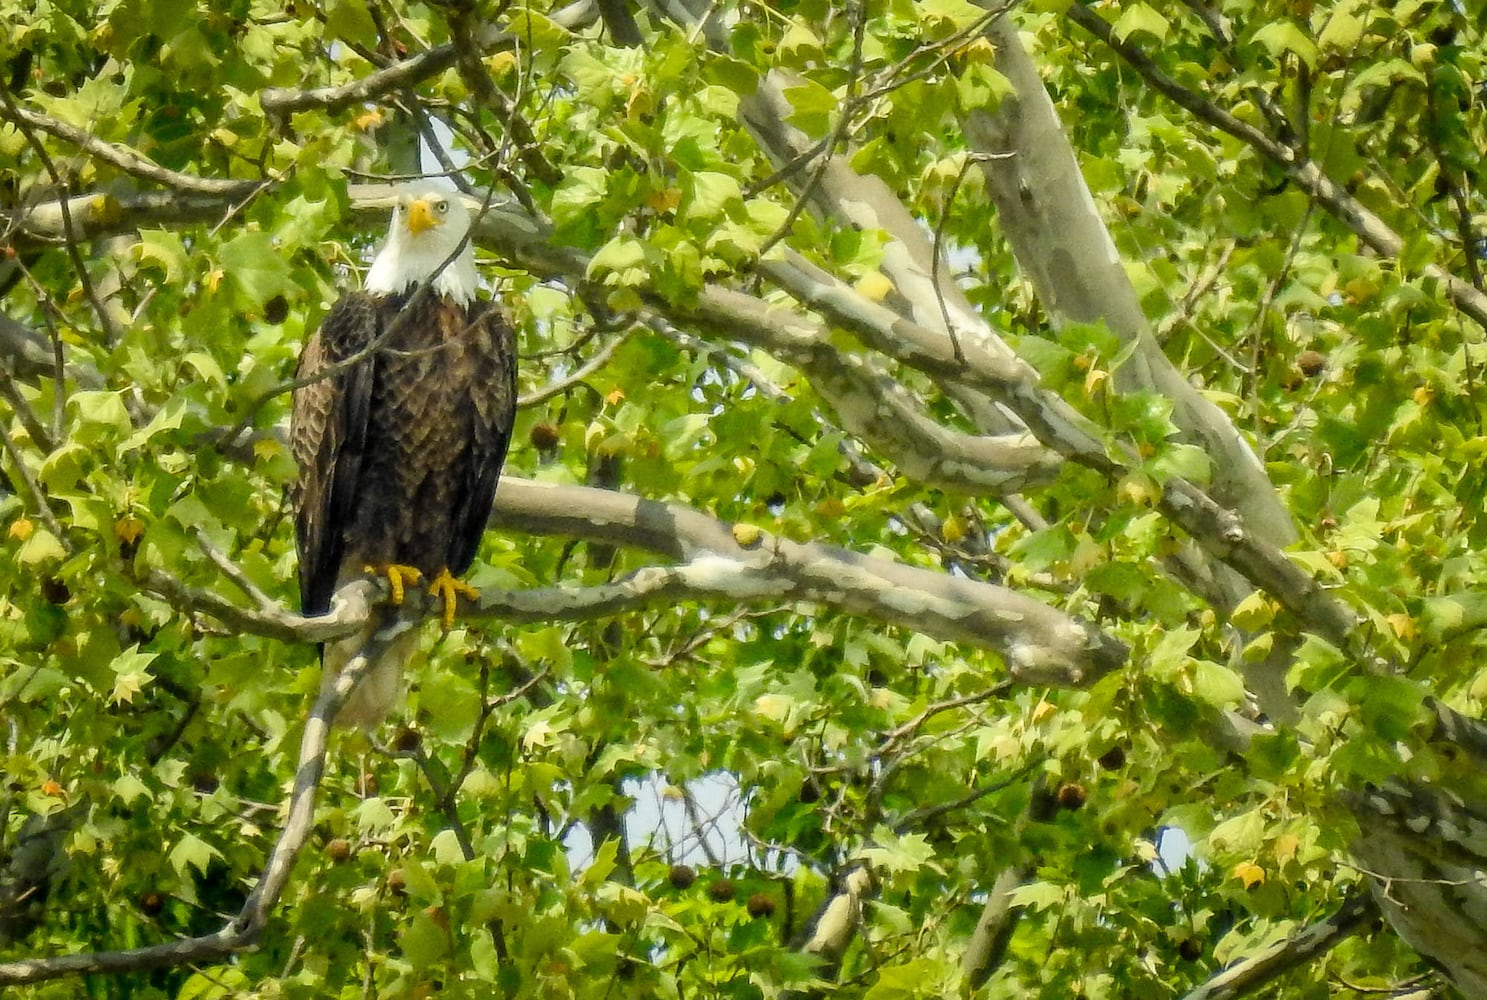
[855,271,894,302]
[732,522,763,547]
[1386,613,1417,641]
[753,692,793,723]
[115,515,145,545]
[1231,591,1275,630]
[955,37,995,65]
[646,188,682,214]
[1273,833,1301,866]
[9,517,33,541]
[485,51,519,77]
[941,515,968,543]
[1232,861,1266,889]
[1117,474,1159,506]
[523,718,555,750]
[352,108,385,131]
[111,671,149,704]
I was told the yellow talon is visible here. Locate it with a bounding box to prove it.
[428,568,479,630]
[366,563,424,605]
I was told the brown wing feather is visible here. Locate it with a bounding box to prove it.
[291,292,379,615]
[448,300,518,574]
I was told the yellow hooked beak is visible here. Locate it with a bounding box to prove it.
[405,198,439,236]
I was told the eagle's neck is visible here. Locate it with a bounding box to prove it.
[365,238,479,305]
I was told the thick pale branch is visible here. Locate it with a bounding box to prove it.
[961,865,1029,989]
[1179,894,1376,1000]
[964,11,1296,550]
[750,255,1362,652]
[0,315,102,388]
[3,189,242,244]
[146,480,1124,687]
[496,480,1126,685]
[739,70,1016,373]
[3,183,1360,649]
[260,48,458,119]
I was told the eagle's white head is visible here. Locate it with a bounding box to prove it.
[364,186,479,304]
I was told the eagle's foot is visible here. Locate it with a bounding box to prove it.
[428,568,479,630]
[365,563,424,605]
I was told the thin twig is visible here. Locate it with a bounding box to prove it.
[518,332,629,407]
[0,616,382,986]
[0,86,123,346]
[0,419,68,547]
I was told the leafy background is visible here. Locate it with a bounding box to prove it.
[3,0,1486,997]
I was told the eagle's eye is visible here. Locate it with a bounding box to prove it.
[436,200,449,214]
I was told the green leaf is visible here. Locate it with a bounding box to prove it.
[218,231,298,310]
[120,395,187,453]
[169,832,221,877]
[862,958,944,999]
[918,0,985,35]
[683,170,743,222]
[418,671,481,743]
[0,664,68,703]
[1317,12,1363,52]
[136,228,190,283]
[859,828,937,875]
[400,909,450,969]
[1146,443,1212,484]
[70,390,132,440]
[1251,22,1318,70]
[1112,4,1170,42]
[1007,881,1066,911]
[781,79,837,137]
[324,0,377,47]
[1190,659,1246,710]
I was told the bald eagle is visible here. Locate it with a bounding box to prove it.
[291,187,517,727]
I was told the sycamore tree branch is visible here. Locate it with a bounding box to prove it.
[961,865,1029,989]
[1065,2,1487,334]
[144,479,1126,688]
[1,183,1363,651]
[2,189,244,245]
[261,47,458,119]
[1178,893,1377,1000]
[0,103,260,199]
[0,589,387,987]
[743,251,1363,653]
[739,68,1027,435]
[962,9,1308,716]
[963,10,1297,551]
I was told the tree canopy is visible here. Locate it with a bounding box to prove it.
[3,0,1487,997]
